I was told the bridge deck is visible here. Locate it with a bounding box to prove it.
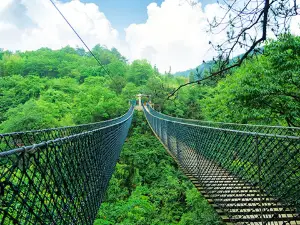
[171,139,300,224]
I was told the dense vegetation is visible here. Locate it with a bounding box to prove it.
[94,112,221,225]
[164,35,300,127]
[1,34,299,224]
[1,35,299,132]
[0,45,184,132]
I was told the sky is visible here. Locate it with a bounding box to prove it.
[60,0,165,38]
[0,0,300,72]
[60,0,214,38]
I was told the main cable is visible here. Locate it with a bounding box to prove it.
[49,0,111,77]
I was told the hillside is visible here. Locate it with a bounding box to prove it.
[173,60,214,78]
[173,48,264,79]
[1,36,298,133]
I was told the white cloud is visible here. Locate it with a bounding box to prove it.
[0,0,300,73]
[0,0,226,72]
[123,0,300,72]
[124,0,226,72]
[0,0,119,51]
[291,15,300,35]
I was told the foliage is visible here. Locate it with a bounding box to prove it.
[94,113,221,225]
[162,34,300,127]
[200,34,300,126]
[0,45,184,132]
[127,60,154,86]
[1,34,299,223]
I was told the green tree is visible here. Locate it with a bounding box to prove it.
[0,99,72,132]
[201,35,300,126]
[127,60,154,86]
[94,113,221,225]
[1,54,24,76]
[109,76,127,94]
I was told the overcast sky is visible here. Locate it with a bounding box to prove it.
[0,0,299,72]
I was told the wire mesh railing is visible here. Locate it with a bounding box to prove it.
[148,105,300,136]
[144,104,300,224]
[0,108,133,153]
[0,105,134,225]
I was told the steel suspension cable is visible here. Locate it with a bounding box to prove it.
[48,0,111,77]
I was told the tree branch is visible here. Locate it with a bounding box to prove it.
[168,36,265,99]
[168,0,273,99]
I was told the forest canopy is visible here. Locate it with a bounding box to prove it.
[1,34,299,133]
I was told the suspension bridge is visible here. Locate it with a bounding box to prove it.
[144,104,300,225]
[0,103,299,224]
[0,105,134,224]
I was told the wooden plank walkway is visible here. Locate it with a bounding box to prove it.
[144,110,300,225]
[172,141,299,224]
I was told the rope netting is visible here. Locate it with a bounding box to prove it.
[144,104,300,224]
[0,108,133,153]
[148,105,300,136]
[0,105,134,225]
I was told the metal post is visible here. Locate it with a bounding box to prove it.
[138,95,142,107]
[167,121,171,153]
[174,122,182,165]
[256,135,264,223]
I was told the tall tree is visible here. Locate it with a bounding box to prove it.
[201,34,300,126]
[127,60,154,86]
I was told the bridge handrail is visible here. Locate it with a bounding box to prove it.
[0,105,134,152]
[143,104,300,224]
[145,105,300,139]
[0,105,134,157]
[0,104,134,225]
[147,104,300,136]
[1,106,132,136]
